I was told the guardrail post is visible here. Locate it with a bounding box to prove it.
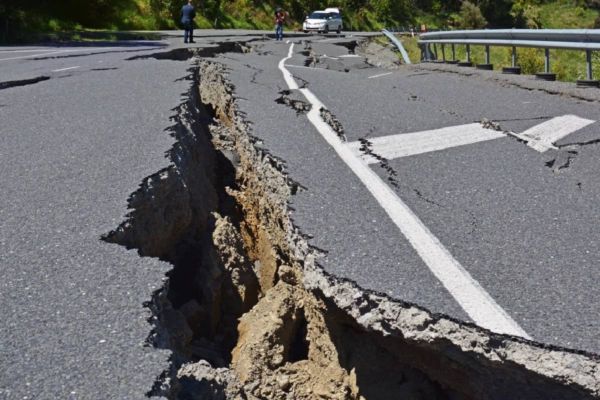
[502,46,521,74]
[536,48,556,81]
[477,45,494,70]
[441,44,446,62]
[459,44,473,67]
[577,50,599,87]
[586,49,593,81]
[512,46,517,68]
[433,43,438,60]
[452,44,456,61]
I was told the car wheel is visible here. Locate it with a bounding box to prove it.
[336,25,341,34]
[324,25,329,34]
[303,30,308,33]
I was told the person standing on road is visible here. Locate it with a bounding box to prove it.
[181,0,196,43]
[274,8,285,41]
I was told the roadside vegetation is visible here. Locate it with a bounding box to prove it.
[1,0,599,83]
[2,0,599,44]
[400,34,600,82]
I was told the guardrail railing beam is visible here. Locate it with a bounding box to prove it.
[419,29,600,88]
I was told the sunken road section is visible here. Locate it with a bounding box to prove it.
[104,46,600,399]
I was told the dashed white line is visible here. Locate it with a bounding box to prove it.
[347,123,505,163]
[52,66,80,72]
[279,43,531,339]
[368,72,393,79]
[516,114,595,152]
[339,54,361,58]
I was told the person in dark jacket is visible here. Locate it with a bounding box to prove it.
[274,8,285,41]
[181,0,196,43]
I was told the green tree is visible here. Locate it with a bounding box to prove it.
[511,0,542,28]
[457,1,487,29]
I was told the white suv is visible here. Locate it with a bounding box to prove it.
[303,8,343,34]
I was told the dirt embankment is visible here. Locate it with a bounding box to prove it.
[105,47,600,399]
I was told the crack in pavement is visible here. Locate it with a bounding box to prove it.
[357,133,479,235]
[0,76,50,90]
[480,118,598,174]
[275,90,312,115]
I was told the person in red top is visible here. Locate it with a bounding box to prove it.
[275,8,285,41]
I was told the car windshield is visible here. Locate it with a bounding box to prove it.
[309,12,328,19]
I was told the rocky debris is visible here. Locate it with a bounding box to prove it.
[320,107,346,141]
[276,90,312,114]
[177,360,234,400]
[481,117,503,131]
[357,39,402,69]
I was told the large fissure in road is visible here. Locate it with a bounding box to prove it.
[105,48,599,399]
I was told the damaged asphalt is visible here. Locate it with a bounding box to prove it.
[216,36,600,353]
[1,29,600,398]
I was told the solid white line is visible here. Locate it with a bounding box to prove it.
[339,54,361,58]
[0,47,115,61]
[368,72,393,79]
[347,123,505,163]
[278,44,530,339]
[0,49,55,53]
[52,66,80,72]
[0,50,70,61]
[279,44,299,90]
[519,115,595,152]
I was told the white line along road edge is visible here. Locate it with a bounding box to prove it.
[368,72,394,79]
[52,66,81,72]
[278,43,531,339]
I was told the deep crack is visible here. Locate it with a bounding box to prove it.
[0,76,50,90]
[101,45,600,400]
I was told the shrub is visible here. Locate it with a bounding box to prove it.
[458,1,487,29]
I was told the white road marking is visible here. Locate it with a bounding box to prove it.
[0,49,55,53]
[0,50,70,61]
[368,72,393,79]
[347,123,505,163]
[0,47,115,61]
[339,54,361,58]
[52,66,80,72]
[279,44,531,339]
[516,115,595,152]
[347,116,596,163]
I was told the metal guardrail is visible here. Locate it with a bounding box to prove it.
[381,29,412,64]
[419,29,600,85]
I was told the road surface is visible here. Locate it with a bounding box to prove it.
[1,30,599,398]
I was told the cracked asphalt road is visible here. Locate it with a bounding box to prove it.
[218,37,600,353]
[1,30,599,398]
